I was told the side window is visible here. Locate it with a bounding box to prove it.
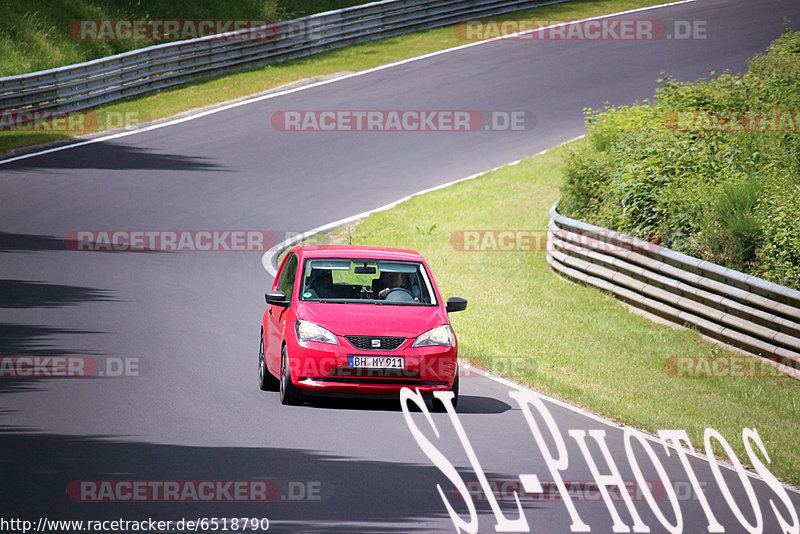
[278,254,298,302]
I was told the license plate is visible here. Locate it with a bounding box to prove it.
[348,355,405,369]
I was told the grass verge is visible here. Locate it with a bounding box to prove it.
[0,0,368,77]
[290,139,800,487]
[1,0,670,154]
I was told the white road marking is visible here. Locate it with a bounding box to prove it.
[0,0,695,167]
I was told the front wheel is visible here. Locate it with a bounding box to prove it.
[280,344,304,405]
[258,329,279,391]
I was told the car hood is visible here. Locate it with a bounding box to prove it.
[298,302,448,338]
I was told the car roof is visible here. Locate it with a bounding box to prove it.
[290,245,425,262]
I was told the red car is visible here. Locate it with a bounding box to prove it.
[259,245,467,407]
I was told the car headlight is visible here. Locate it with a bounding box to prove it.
[412,325,453,347]
[296,320,339,345]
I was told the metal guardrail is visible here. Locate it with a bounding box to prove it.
[546,201,800,379]
[0,0,570,113]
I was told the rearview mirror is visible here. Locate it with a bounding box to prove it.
[265,290,290,307]
[446,297,468,313]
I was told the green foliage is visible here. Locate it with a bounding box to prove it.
[584,101,665,152]
[701,178,763,270]
[559,28,800,289]
[0,0,367,76]
[558,144,614,221]
[276,0,367,18]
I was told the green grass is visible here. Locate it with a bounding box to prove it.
[293,140,800,487]
[1,0,670,153]
[0,0,367,77]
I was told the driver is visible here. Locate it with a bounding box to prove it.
[377,272,418,301]
[377,272,403,299]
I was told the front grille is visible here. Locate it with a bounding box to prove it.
[345,336,405,351]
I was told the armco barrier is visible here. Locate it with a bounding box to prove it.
[0,0,571,114]
[546,201,800,379]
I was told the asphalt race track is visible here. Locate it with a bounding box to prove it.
[1,0,800,532]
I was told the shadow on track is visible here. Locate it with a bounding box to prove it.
[0,323,104,357]
[0,430,535,533]
[1,142,226,172]
[0,280,116,308]
[0,323,108,393]
[0,232,167,254]
[0,232,66,253]
[298,393,512,414]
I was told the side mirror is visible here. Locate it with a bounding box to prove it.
[446,297,468,313]
[265,290,290,307]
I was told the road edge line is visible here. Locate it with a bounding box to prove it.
[0,0,696,167]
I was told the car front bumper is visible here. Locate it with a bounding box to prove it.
[286,336,457,395]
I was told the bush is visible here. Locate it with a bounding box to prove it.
[558,144,614,221]
[558,28,800,289]
[700,178,763,271]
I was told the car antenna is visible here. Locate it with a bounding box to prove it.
[348,226,352,246]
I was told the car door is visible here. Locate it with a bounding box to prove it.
[266,252,298,373]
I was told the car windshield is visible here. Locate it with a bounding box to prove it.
[300,259,436,305]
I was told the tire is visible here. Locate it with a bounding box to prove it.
[258,329,279,391]
[280,344,304,406]
[432,365,459,412]
[451,368,460,409]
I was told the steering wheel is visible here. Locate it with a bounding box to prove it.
[384,288,416,302]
